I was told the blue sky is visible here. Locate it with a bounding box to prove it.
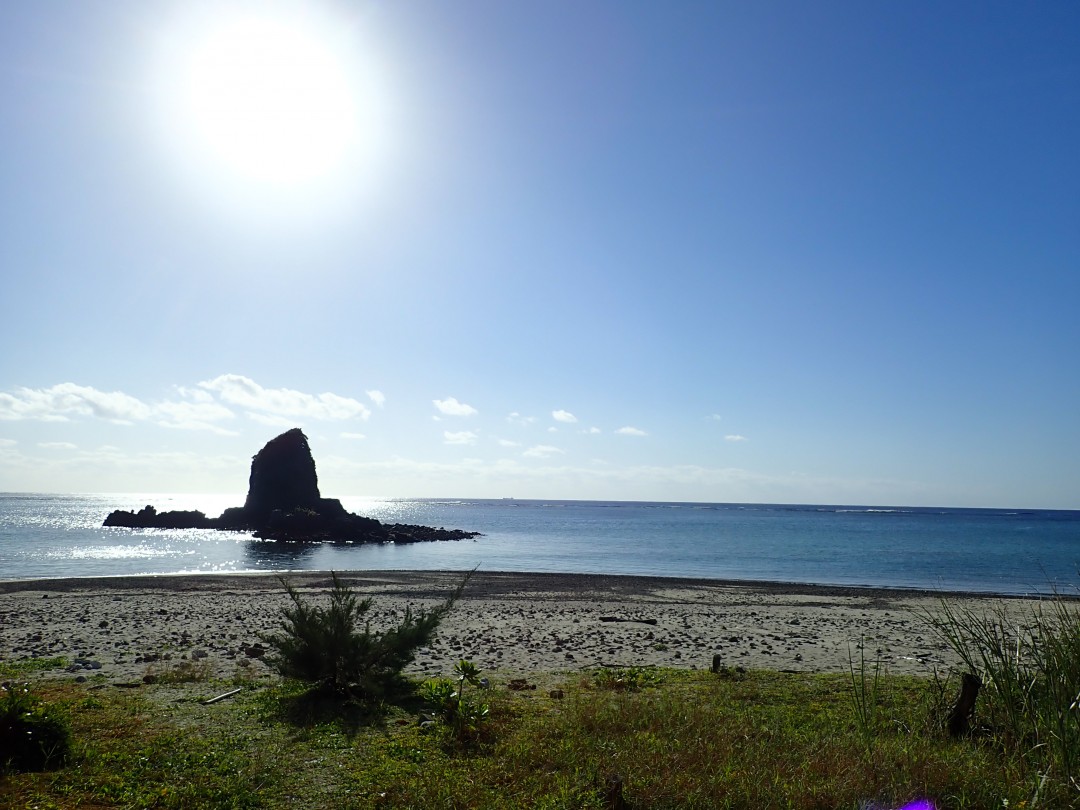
[1,1,1078,507]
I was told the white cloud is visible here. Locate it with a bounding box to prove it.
[367,390,385,408]
[547,426,558,433]
[582,427,601,435]
[0,382,237,432]
[434,397,478,417]
[507,412,536,426]
[710,413,723,421]
[523,444,564,458]
[0,438,16,447]
[552,409,577,423]
[38,441,77,450]
[616,426,648,436]
[498,439,521,448]
[199,374,371,421]
[0,383,152,424]
[444,430,478,445]
[725,434,748,442]
[341,432,366,440]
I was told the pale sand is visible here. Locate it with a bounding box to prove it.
[0,571,1055,684]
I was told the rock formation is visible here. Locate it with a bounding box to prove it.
[103,428,480,544]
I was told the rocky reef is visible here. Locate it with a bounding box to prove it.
[103,428,480,544]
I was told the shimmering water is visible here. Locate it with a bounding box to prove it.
[1,493,1078,595]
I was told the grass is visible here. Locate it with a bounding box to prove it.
[2,592,1078,809]
[924,594,1080,799]
[1,665,1075,809]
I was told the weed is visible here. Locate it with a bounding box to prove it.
[0,682,72,773]
[591,666,662,692]
[0,657,68,678]
[419,660,491,747]
[848,639,886,753]
[144,656,214,684]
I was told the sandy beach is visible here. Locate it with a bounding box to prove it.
[0,570,1053,683]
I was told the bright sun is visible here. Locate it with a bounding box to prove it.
[150,4,392,216]
[183,15,357,185]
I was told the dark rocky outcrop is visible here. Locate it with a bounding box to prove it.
[103,428,480,545]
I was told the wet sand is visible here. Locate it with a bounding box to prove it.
[0,570,1054,683]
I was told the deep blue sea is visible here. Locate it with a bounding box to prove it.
[1,493,1078,595]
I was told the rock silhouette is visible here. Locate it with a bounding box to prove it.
[103,428,480,544]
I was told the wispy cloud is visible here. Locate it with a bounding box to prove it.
[507,412,536,426]
[725,434,748,442]
[498,438,521,448]
[709,413,723,421]
[0,439,16,447]
[444,430,478,445]
[0,383,152,424]
[0,382,237,434]
[434,397,478,417]
[583,427,601,435]
[155,398,237,434]
[523,444,564,458]
[38,441,77,450]
[366,390,386,408]
[200,374,370,421]
[616,426,648,436]
[341,432,367,440]
[552,409,577,423]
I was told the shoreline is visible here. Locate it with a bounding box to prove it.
[0,570,1057,683]
[3,568,1070,600]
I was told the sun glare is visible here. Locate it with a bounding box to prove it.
[184,16,356,185]
[149,4,394,225]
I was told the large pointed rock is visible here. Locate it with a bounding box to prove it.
[103,428,481,544]
[243,428,322,524]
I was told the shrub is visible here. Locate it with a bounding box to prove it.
[0,682,72,773]
[263,570,470,700]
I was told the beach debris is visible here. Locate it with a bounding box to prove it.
[599,616,658,625]
[548,688,564,699]
[201,687,243,705]
[507,678,536,691]
[711,653,724,673]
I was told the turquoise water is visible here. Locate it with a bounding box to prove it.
[1,493,1078,595]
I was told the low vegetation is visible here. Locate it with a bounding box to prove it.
[1,589,1076,808]
[263,571,470,701]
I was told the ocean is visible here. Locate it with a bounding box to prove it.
[1,493,1078,595]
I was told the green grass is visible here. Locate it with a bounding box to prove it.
[3,591,1078,808]
[1,666,1075,809]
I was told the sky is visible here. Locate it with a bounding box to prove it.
[1,1,1078,508]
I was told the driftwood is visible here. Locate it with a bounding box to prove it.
[946,672,982,737]
[201,687,243,706]
[599,616,658,626]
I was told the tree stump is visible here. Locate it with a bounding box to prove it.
[603,774,628,810]
[946,672,982,737]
